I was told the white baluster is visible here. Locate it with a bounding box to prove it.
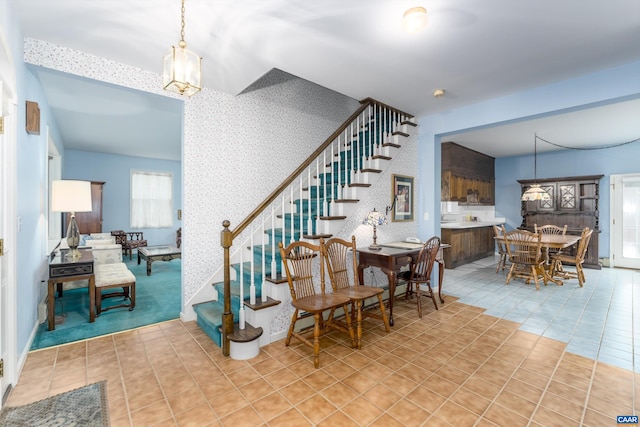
[261,215,267,302]
[271,206,276,280]
[250,230,256,305]
[239,239,245,329]
[307,168,312,236]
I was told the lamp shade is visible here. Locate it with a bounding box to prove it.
[363,209,388,227]
[52,180,93,213]
[521,184,551,202]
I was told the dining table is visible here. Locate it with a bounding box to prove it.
[496,233,581,285]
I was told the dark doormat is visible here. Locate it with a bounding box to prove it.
[0,381,108,426]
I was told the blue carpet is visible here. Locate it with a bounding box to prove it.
[31,256,181,350]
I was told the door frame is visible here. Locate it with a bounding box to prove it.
[0,29,18,408]
[610,173,640,269]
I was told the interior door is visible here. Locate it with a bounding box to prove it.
[611,174,640,269]
[0,77,17,408]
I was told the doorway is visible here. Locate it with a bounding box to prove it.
[611,174,640,269]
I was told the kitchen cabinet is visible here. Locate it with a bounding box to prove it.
[518,175,602,269]
[441,226,495,269]
[441,142,495,205]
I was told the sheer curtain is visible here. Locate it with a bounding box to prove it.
[131,171,173,228]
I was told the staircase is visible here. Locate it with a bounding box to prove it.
[193,98,416,356]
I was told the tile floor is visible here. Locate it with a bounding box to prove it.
[5,257,639,426]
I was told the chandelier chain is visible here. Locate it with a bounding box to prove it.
[180,0,186,45]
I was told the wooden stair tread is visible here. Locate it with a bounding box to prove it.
[319,215,347,220]
[333,199,359,203]
[303,233,333,240]
[361,168,382,173]
[392,131,409,137]
[372,155,392,160]
[244,296,281,311]
[265,274,288,285]
[228,322,263,343]
[383,142,401,148]
[401,120,417,127]
[349,183,371,188]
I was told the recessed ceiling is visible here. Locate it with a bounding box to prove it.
[13,0,640,159]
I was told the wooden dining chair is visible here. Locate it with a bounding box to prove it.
[550,227,593,287]
[398,236,441,317]
[278,240,355,368]
[493,225,508,273]
[323,236,390,349]
[534,224,568,261]
[534,224,568,235]
[503,229,548,290]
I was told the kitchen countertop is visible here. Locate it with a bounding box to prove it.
[440,220,505,229]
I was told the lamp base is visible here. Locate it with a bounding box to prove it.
[66,214,82,258]
[368,243,382,251]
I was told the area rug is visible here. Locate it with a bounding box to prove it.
[0,381,109,427]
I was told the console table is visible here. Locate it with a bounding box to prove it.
[356,242,449,326]
[47,248,95,330]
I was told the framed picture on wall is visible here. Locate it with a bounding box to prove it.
[391,174,414,222]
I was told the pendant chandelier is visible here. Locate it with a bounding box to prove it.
[163,0,202,97]
[521,134,551,202]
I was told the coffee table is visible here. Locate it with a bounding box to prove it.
[138,245,181,276]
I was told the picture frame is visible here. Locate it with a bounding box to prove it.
[391,174,414,222]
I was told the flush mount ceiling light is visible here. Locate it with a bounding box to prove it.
[163,0,202,97]
[402,6,428,33]
[522,134,552,202]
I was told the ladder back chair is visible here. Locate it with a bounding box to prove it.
[278,240,355,368]
[550,227,593,287]
[398,236,441,317]
[323,236,390,350]
[503,229,548,290]
[493,225,508,273]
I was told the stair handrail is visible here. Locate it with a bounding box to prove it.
[219,97,413,355]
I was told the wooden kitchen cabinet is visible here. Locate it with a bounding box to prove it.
[441,226,495,269]
[518,175,602,269]
[441,142,495,205]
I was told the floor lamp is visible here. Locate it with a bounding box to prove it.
[52,180,93,258]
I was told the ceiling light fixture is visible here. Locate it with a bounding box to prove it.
[521,134,551,202]
[163,0,202,97]
[433,89,445,98]
[403,6,428,33]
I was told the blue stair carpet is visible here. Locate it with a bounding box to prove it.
[30,256,181,350]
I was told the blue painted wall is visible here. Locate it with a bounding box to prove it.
[64,150,182,246]
[496,141,640,258]
[417,61,640,261]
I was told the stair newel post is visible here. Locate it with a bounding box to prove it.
[250,227,256,305]
[239,241,245,329]
[221,220,234,356]
[271,206,277,280]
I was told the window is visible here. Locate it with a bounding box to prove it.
[131,170,173,228]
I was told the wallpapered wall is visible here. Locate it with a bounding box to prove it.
[24,38,420,326]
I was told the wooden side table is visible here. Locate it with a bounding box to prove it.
[47,248,95,331]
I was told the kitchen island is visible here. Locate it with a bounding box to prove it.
[441,221,504,269]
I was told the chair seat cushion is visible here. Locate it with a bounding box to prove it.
[95,263,135,288]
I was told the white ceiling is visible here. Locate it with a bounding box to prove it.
[13,0,640,160]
